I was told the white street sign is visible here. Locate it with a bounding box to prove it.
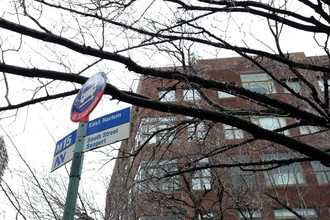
[51,130,76,172]
[51,145,75,172]
[83,122,130,152]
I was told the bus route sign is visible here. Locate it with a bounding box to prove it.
[51,107,130,172]
[70,72,107,122]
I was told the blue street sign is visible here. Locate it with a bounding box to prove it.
[54,130,77,156]
[70,72,107,122]
[52,130,77,172]
[52,107,131,172]
[86,107,130,136]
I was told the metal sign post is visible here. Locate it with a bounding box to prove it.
[62,72,107,220]
[54,72,131,220]
[59,108,131,220]
[62,121,87,220]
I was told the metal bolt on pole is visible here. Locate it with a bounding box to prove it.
[62,121,87,220]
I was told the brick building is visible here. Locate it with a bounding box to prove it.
[106,53,330,220]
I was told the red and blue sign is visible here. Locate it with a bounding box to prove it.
[70,72,107,122]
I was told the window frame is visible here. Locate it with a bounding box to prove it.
[240,73,277,94]
[187,121,207,142]
[261,153,306,186]
[183,88,201,101]
[297,107,320,135]
[198,212,217,219]
[283,79,302,94]
[191,158,212,190]
[135,116,177,148]
[139,215,182,220]
[299,125,319,135]
[223,124,244,140]
[238,209,262,220]
[218,91,236,98]
[229,154,256,189]
[317,78,330,92]
[251,116,290,136]
[312,161,330,184]
[273,207,318,220]
[158,88,177,102]
[136,159,181,192]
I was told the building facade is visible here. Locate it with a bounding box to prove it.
[0,136,8,180]
[106,53,330,220]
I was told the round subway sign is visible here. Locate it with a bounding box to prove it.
[70,72,107,122]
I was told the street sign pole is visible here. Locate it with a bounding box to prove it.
[62,121,87,220]
[61,72,107,220]
[51,73,129,219]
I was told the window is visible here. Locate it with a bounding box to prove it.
[218,91,236,98]
[135,116,176,147]
[251,117,290,136]
[139,215,182,220]
[136,159,180,192]
[192,169,212,190]
[283,80,302,93]
[183,88,201,101]
[241,73,276,94]
[187,122,206,141]
[298,108,320,135]
[299,125,319,135]
[158,89,176,101]
[273,208,318,220]
[312,161,330,184]
[261,153,306,186]
[223,124,244,139]
[230,155,255,189]
[239,210,262,220]
[198,212,217,219]
[191,158,212,190]
[318,78,330,91]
